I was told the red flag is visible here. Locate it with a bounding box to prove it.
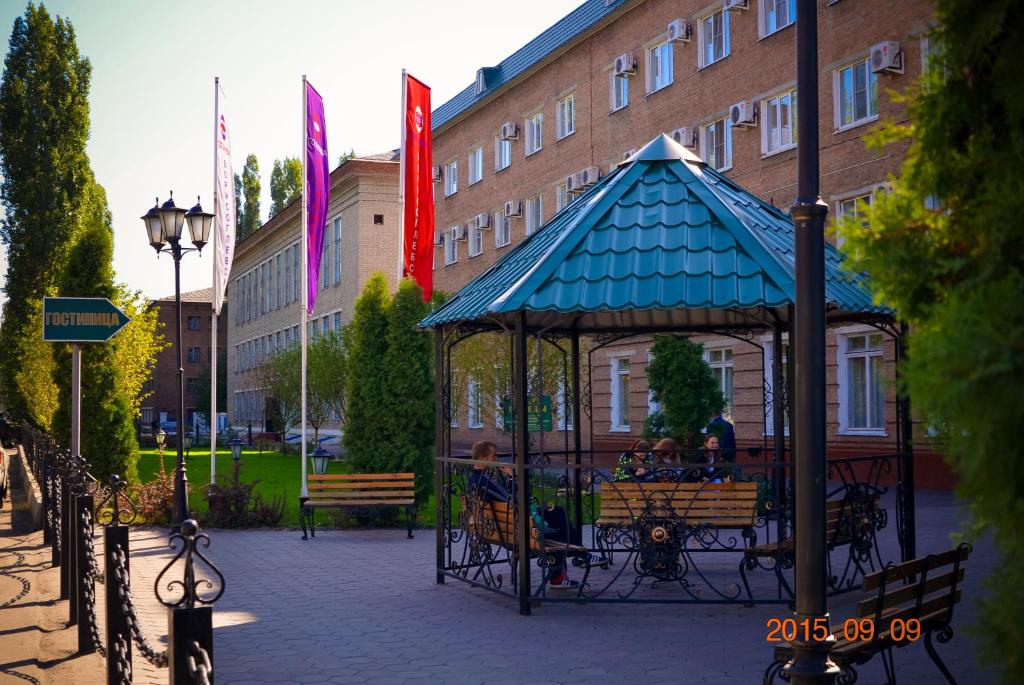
[402,73,434,302]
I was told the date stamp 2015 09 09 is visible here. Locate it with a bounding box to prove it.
[766,617,923,644]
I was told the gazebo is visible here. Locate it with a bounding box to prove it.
[420,134,915,615]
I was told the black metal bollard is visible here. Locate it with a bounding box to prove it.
[75,493,95,650]
[49,461,61,567]
[60,472,71,599]
[102,475,134,684]
[41,456,51,545]
[169,606,214,684]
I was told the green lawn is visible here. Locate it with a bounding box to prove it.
[136,447,436,529]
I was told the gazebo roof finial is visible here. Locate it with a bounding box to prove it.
[632,132,704,165]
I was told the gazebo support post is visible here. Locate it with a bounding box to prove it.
[897,322,916,562]
[434,328,445,585]
[514,312,532,615]
[571,330,584,544]
[772,321,787,546]
[787,0,839,682]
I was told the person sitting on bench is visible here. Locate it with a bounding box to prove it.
[614,439,653,481]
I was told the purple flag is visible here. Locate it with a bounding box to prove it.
[305,81,329,314]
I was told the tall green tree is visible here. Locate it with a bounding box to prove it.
[264,344,300,441]
[0,3,94,420]
[646,336,724,449]
[344,273,392,472]
[238,154,261,239]
[233,173,242,241]
[379,279,433,502]
[113,284,166,421]
[307,328,349,446]
[269,157,302,216]
[53,221,139,482]
[838,3,1023,679]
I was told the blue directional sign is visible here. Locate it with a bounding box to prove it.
[43,297,130,342]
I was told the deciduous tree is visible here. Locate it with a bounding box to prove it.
[269,157,302,216]
[238,154,260,239]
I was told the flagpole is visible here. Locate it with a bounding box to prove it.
[300,75,309,499]
[210,76,219,485]
[398,69,407,283]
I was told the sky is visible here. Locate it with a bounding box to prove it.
[0,0,583,303]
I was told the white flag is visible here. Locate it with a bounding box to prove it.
[213,80,235,315]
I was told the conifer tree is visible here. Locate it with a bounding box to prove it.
[343,274,391,473]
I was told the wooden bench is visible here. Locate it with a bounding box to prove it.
[742,493,882,599]
[300,473,417,540]
[765,543,972,685]
[463,496,588,557]
[597,481,759,531]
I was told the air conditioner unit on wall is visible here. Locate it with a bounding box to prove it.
[730,101,757,128]
[434,232,444,247]
[432,165,443,182]
[504,200,522,218]
[580,166,600,186]
[671,126,697,149]
[614,53,637,76]
[451,225,467,242]
[870,41,904,74]
[475,213,491,230]
[622,148,638,161]
[500,122,519,140]
[667,19,692,42]
[724,0,749,11]
[565,172,583,192]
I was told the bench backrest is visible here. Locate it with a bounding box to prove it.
[462,497,544,552]
[599,481,758,528]
[306,473,416,505]
[826,493,881,544]
[857,543,971,632]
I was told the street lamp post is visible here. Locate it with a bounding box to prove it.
[142,193,213,532]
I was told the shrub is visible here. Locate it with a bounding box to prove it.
[646,336,725,448]
[131,458,174,524]
[204,460,285,528]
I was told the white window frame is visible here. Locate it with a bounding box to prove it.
[703,342,735,420]
[443,159,458,197]
[468,225,483,257]
[759,0,796,38]
[525,113,543,156]
[495,136,511,171]
[556,380,573,431]
[701,117,733,171]
[610,71,629,112]
[467,379,483,429]
[761,87,798,156]
[833,56,878,131]
[494,394,505,430]
[555,93,576,140]
[833,184,883,248]
[468,146,483,185]
[555,182,569,212]
[333,217,342,285]
[762,335,790,436]
[494,209,511,248]
[525,194,543,236]
[647,41,673,94]
[443,229,458,266]
[610,354,632,432]
[836,325,887,436]
[646,350,661,416]
[698,8,730,69]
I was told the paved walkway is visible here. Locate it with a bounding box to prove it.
[110,490,996,685]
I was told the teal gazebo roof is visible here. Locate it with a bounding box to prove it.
[420,134,889,333]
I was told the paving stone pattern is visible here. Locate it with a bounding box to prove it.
[112,491,997,685]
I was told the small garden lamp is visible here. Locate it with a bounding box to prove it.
[311,448,331,475]
[183,431,193,456]
[155,428,167,450]
[229,437,243,464]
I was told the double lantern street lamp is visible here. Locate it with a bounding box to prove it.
[142,192,213,531]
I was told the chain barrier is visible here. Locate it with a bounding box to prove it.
[187,641,213,685]
[80,507,106,657]
[111,544,168,668]
[113,634,132,685]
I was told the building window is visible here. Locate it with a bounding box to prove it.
[187,316,201,331]
[835,57,878,129]
[699,9,730,68]
[274,254,281,309]
[494,210,510,248]
[333,312,341,332]
[187,347,201,363]
[611,72,629,112]
[761,0,796,37]
[266,260,273,311]
[763,88,798,155]
[557,381,573,431]
[321,234,329,290]
[311,319,319,339]
[555,93,576,140]
[333,217,342,285]
[284,247,292,304]
[186,377,201,394]
[468,146,483,185]
[468,225,483,257]
[467,379,483,429]
[835,192,874,248]
[555,182,569,212]
[647,41,673,93]
[701,118,733,171]
[141,407,154,425]
[525,194,543,236]
[647,351,661,416]
[610,356,631,432]
[444,230,458,265]
[443,159,458,197]
[495,137,511,171]
[764,340,790,436]
[525,113,543,156]
[292,242,299,303]
[705,347,734,418]
[839,331,886,433]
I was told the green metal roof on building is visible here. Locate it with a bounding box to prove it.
[420,134,890,332]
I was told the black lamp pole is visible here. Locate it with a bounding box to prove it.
[787,0,838,683]
[171,238,188,529]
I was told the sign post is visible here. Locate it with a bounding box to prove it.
[43,297,131,460]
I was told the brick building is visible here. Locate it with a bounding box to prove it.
[429,0,938,464]
[142,287,227,431]
[226,152,401,434]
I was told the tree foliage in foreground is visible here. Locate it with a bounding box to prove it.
[270,157,302,216]
[646,336,724,449]
[837,2,1024,679]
